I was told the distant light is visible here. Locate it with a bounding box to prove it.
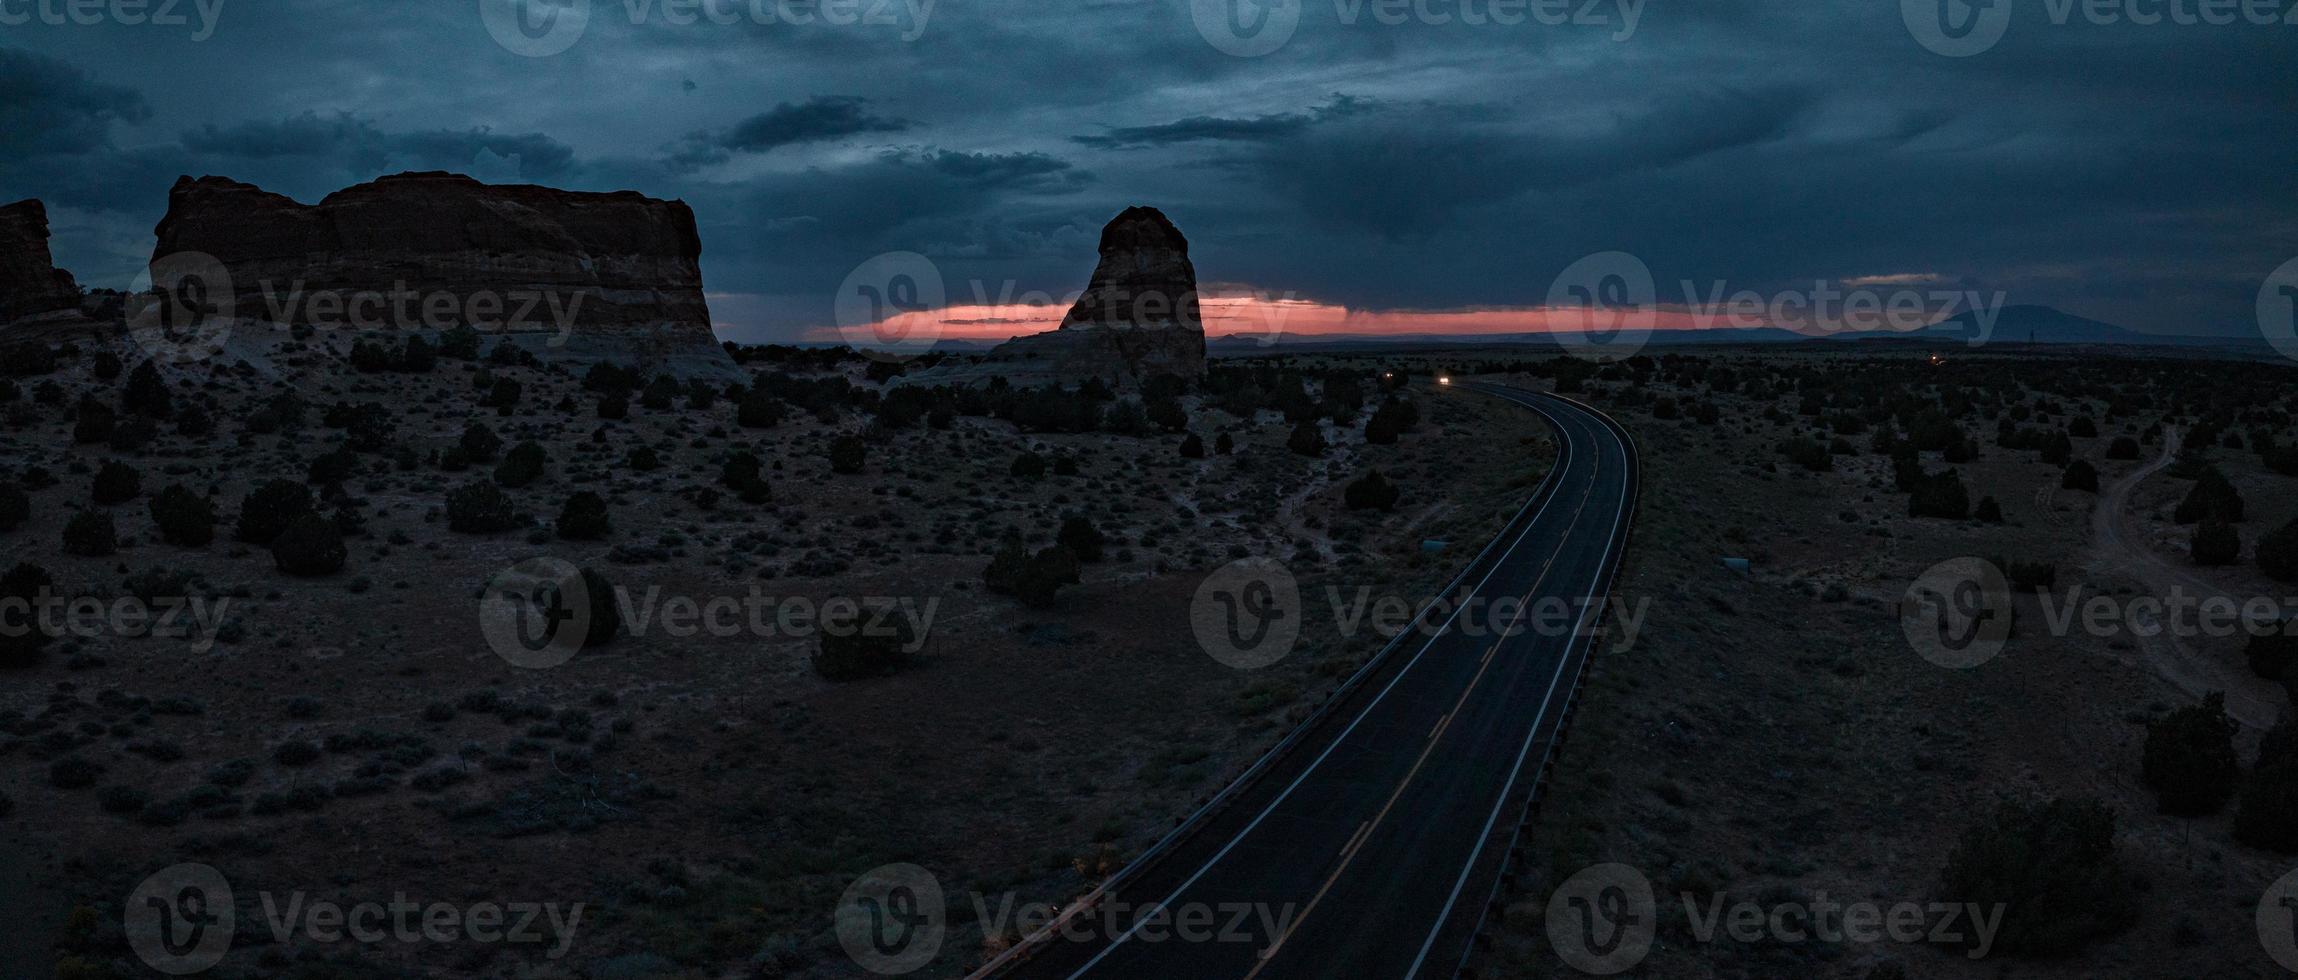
[1438,376,1451,385]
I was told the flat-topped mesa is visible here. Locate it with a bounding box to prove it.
[150,172,738,378]
[0,199,86,326]
[912,206,1206,388]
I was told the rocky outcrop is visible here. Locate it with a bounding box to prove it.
[1,199,85,325]
[149,172,737,377]
[913,206,1205,388]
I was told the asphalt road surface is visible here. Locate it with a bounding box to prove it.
[989,383,1639,980]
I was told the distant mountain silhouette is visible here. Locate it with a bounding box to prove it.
[1900,304,2150,346]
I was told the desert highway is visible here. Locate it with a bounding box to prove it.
[986,383,1639,979]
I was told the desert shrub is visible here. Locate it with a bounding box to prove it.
[737,391,781,428]
[61,511,116,556]
[2173,467,2243,524]
[90,351,121,379]
[0,484,26,532]
[273,741,321,766]
[1215,432,1234,455]
[72,397,114,444]
[1778,437,1831,472]
[122,361,172,417]
[1010,451,1047,480]
[446,481,520,533]
[1907,469,1970,519]
[2142,692,2239,816]
[1974,496,2003,523]
[984,538,1079,608]
[1146,397,1188,433]
[0,562,55,667]
[270,513,346,576]
[2105,436,2141,460]
[236,480,315,544]
[459,422,502,462]
[1935,797,2137,957]
[173,402,211,437]
[2259,519,2298,582]
[306,449,356,486]
[812,604,919,680]
[1344,470,1402,511]
[2069,416,2097,438]
[486,378,522,413]
[1058,515,1106,562]
[721,449,765,492]
[494,441,547,488]
[597,393,628,420]
[556,491,611,540]
[148,484,216,546]
[2237,720,2298,851]
[1101,399,1149,435]
[1287,420,1326,457]
[2038,430,2072,465]
[828,435,866,474]
[625,447,661,471]
[1052,455,1079,477]
[2060,460,2099,493]
[91,461,141,505]
[2191,519,2241,566]
[2250,633,2298,694]
[1179,432,1205,458]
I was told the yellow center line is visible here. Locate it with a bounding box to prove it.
[1242,469,1600,977]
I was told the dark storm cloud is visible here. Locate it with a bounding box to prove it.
[665,95,911,171]
[0,47,149,157]
[722,96,910,152]
[181,112,576,178]
[3,0,2294,340]
[1072,95,1371,149]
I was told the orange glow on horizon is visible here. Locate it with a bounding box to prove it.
[804,292,1808,348]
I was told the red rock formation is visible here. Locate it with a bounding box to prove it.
[150,172,735,376]
[0,199,85,325]
[915,206,1206,388]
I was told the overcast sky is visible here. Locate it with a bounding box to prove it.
[4,0,2293,342]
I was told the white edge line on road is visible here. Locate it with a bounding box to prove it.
[1402,389,1635,979]
[1062,389,1586,978]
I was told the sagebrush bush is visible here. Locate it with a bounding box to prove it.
[148,484,216,546]
[556,491,611,540]
[236,479,315,544]
[446,481,520,533]
[2142,692,2239,816]
[1936,797,2136,956]
[1344,470,1402,511]
[270,513,346,576]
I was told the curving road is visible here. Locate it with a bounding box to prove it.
[984,383,1639,980]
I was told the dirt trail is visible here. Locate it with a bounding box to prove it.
[2088,427,2282,729]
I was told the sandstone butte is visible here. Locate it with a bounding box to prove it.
[907,205,1207,389]
[148,171,739,379]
